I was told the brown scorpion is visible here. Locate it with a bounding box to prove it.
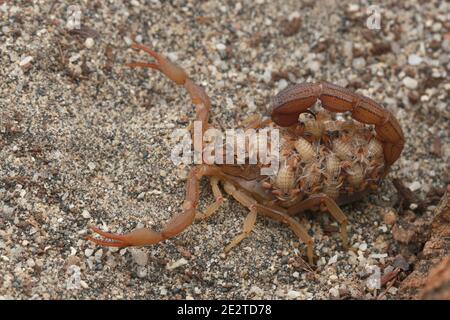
[86,43,405,264]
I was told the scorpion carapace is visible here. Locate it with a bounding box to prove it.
[86,44,405,264]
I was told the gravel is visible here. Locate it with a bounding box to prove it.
[0,0,449,300]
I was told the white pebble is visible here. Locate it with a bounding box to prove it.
[287,290,302,299]
[84,37,95,48]
[409,181,421,191]
[370,253,388,259]
[137,192,145,199]
[329,287,340,298]
[293,271,299,278]
[431,22,442,32]
[69,53,81,63]
[402,77,418,90]
[84,248,94,257]
[359,243,368,251]
[19,56,33,67]
[94,249,103,261]
[328,254,338,265]
[124,36,133,46]
[352,57,366,70]
[408,54,422,65]
[277,79,288,91]
[263,69,272,84]
[136,266,147,278]
[216,43,226,51]
[166,258,188,270]
[308,60,321,73]
[348,4,360,12]
[409,203,418,210]
[81,210,91,219]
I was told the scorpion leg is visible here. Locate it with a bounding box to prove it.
[223,181,314,264]
[287,193,348,249]
[87,165,220,247]
[222,181,258,253]
[224,209,257,253]
[195,177,224,221]
[257,205,315,265]
[126,43,211,128]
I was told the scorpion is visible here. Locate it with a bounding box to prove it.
[86,43,405,264]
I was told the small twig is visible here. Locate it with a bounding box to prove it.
[376,267,401,300]
[380,267,401,287]
[377,278,397,300]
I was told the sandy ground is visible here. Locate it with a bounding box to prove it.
[0,1,449,299]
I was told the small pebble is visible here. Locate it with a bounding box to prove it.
[81,210,91,219]
[308,60,321,73]
[370,253,388,259]
[328,254,338,265]
[84,248,94,257]
[402,77,418,90]
[263,69,272,83]
[409,181,421,192]
[136,266,147,278]
[287,290,302,299]
[19,56,33,67]
[216,43,226,52]
[352,57,366,70]
[277,79,288,91]
[80,280,89,289]
[84,37,95,49]
[393,255,409,271]
[383,211,397,226]
[329,287,340,298]
[166,258,188,270]
[431,22,442,32]
[408,54,422,65]
[94,249,103,262]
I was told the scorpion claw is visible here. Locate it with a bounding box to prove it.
[85,227,131,247]
[87,226,167,248]
[127,43,187,85]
